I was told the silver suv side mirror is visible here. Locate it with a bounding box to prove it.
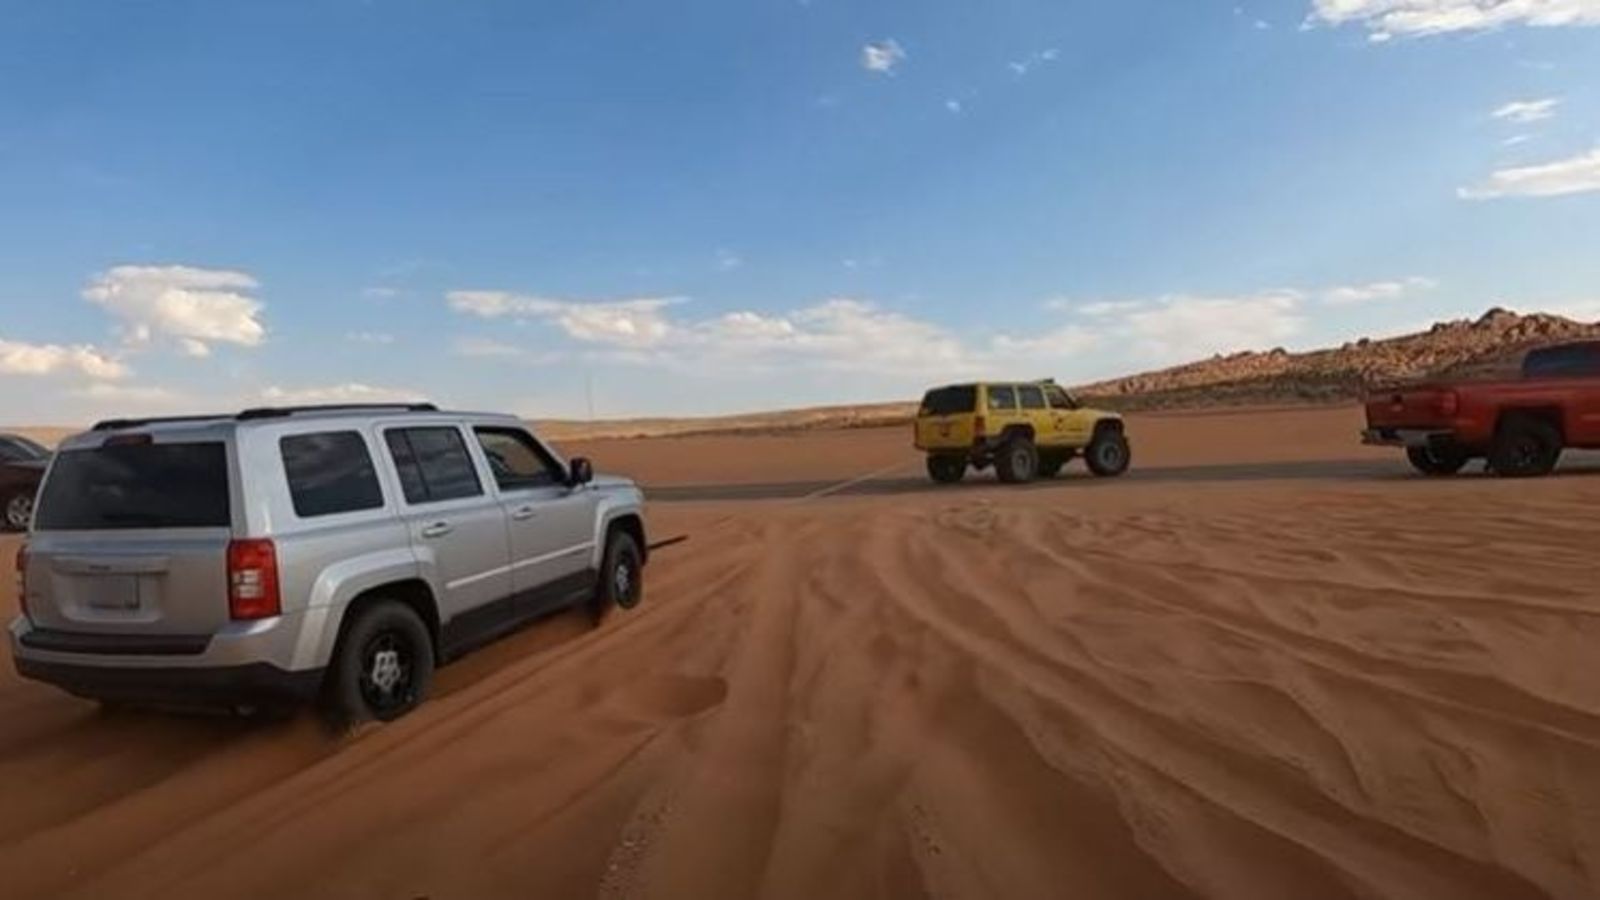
[568,457,594,487]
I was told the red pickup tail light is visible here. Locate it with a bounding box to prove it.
[1437,391,1460,417]
[14,542,27,621]
[227,539,281,621]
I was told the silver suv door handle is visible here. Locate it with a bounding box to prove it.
[510,506,536,521]
[420,521,454,539]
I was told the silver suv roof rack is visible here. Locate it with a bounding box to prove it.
[91,413,232,432]
[234,402,438,421]
[92,402,439,431]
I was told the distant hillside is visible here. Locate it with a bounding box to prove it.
[534,402,915,441]
[20,309,1596,444]
[545,308,1600,438]
[1076,308,1600,411]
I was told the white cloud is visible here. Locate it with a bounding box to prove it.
[448,280,1461,381]
[716,249,743,271]
[448,290,1001,377]
[990,325,1099,359]
[362,286,400,300]
[68,382,181,405]
[1073,299,1149,317]
[1115,291,1306,362]
[453,337,522,358]
[1546,298,1600,321]
[539,300,680,347]
[695,299,977,376]
[861,39,906,74]
[1320,276,1437,305]
[1459,147,1600,199]
[1504,134,1535,147]
[1492,97,1560,123]
[259,383,422,405]
[1008,47,1061,76]
[450,337,563,365]
[0,337,128,380]
[1310,0,1600,39]
[346,331,395,345]
[945,99,963,114]
[447,290,532,319]
[449,291,682,348]
[83,265,266,355]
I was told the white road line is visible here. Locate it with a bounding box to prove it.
[675,459,917,546]
[794,459,916,502]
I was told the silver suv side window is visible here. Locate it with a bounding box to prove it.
[280,432,384,518]
[384,427,483,504]
[474,427,563,490]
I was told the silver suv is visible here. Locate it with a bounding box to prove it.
[8,403,648,723]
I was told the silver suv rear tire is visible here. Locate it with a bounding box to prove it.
[325,600,434,726]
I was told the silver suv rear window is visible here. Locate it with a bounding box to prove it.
[34,442,230,530]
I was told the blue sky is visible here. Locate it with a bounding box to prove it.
[2,0,1599,422]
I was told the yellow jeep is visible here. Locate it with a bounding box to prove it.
[913,380,1130,484]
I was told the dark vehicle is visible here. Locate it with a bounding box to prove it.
[0,433,50,532]
[1363,341,1600,477]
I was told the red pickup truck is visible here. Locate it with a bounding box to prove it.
[1363,341,1600,477]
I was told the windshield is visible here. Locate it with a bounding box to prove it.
[0,435,49,462]
[34,442,231,530]
[920,386,977,415]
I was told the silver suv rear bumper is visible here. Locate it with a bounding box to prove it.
[8,614,324,710]
[13,656,323,711]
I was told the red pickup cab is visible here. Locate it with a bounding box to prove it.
[1363,341,1600,477]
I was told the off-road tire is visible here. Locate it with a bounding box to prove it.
[995,437,1039,484]
[590,530,644,624]
[324,600,434,727]
[1488,415,1562,478]
[1406,444,1469,476]
[926,455,966,484]
[1085,429,1131,477]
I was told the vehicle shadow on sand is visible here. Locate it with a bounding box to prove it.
[647,455,1600,503]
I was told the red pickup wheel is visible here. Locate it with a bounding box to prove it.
[1488,414,1563,478]
[1405,444,1468,476]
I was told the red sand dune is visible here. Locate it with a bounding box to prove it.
[2,405,1597,899]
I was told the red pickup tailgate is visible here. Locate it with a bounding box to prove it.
[1365,386,1456,428]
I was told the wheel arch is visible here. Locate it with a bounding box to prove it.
[298,549,442,670]
[1495,406,1565,441]
[605,512,648,564]
[1092,418,1125,438]
[331,580,441,659]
